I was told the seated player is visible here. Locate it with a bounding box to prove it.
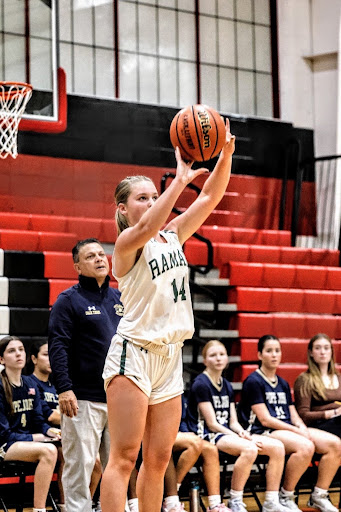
[163,395,229,512]
[186,340,289,512]
[28,339,104,511]
[239,334,341,512]
[0,335,60,512]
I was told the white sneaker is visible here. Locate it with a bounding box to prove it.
[279,493,301,511]
[263,500,297,512]
[308,493,338,512]
[208,504,232,512]
[228,499,248,512]
[92,501,102,512]
[162,503,185,512]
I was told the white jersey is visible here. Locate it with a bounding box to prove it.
[114,230,194,347]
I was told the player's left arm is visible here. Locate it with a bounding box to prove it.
[166,119,235,245]
[198,401,236,436]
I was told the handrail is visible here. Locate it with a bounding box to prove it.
[160,171,214,275]
[280,138,301,241]
[291,154,341,265]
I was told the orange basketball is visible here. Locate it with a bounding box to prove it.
[169,104,226,162]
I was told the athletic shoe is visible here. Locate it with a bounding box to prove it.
[228,498,248,512]
[208,504,232,512]
[263,500,298,512]
[307,492,339,512]
[279,492,301,511]
[92,501,102,512]
[162,502,185,512]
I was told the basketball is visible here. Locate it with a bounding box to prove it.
[169,104,226,162]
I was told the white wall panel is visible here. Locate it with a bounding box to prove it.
[0,278,8,306]
[0,307,9,335]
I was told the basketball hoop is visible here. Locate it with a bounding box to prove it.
[0,82,32,159]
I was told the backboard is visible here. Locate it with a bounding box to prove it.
[0,0,66,133]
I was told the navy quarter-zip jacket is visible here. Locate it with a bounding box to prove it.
[48,275,122,403]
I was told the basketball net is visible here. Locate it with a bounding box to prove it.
[0,82,32,159]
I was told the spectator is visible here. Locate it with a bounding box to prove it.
[294,333,341,435]
[239,334,341,512]
[0,335,60,512]
[48,238,123,512]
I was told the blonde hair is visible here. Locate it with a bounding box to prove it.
[202,339,226,359]
[300,333,338,400]
[114,175,153,235]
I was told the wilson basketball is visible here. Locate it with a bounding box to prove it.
[169,104,226,162]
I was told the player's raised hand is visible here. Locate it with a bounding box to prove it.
[174,146,208,185]
[221,118,235,155]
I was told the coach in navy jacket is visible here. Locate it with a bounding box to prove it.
[48,238,123,512]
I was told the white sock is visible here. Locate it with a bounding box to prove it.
[208,495,221,508]
[265,491,279,503]
[230,490,243,501]
[164,495,180,510]
[280,487,294,496]
[313,486,328,496]
[177,483,181,492]
[33,509,46,512]
[128,497,139,512]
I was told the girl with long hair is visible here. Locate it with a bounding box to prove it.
[239,335,341,512]
[186,340,289,512]
[294,333,341,435]
[101,123,235,512]
[0,335,60,512]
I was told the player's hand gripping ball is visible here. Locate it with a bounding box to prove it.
[170,104,226,162]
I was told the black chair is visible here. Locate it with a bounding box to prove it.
[0,460,59,512]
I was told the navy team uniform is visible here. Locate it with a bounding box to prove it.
[186,372,235,443]
[238,369,293,434]
[30,373,59,425]
[179,394,190,432]
[0,375,51,458]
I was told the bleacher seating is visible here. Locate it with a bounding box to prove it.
[0,166,340,509]
[228,261,341,289]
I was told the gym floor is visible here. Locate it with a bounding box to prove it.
[6,491,341,511]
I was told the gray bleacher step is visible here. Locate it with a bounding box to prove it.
[194,276,230,287]
[193,302,237,312]
[232,382,242,391]
[199,328,239,338]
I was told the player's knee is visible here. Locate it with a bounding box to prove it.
[241,442,258,462]
[268,440,285,459]
[144,448,172,472]
[113,449,138,475]
[188,435,203,455]
[41,443,58,464]
[201,441,219,459]
[326,436,341,457]
[297,439,315,459]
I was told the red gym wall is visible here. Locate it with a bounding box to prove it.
[0,154,167,218]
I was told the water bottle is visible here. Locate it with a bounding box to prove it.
[189,481,200,512]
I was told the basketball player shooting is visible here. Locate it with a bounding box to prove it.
[101,118,235,512]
